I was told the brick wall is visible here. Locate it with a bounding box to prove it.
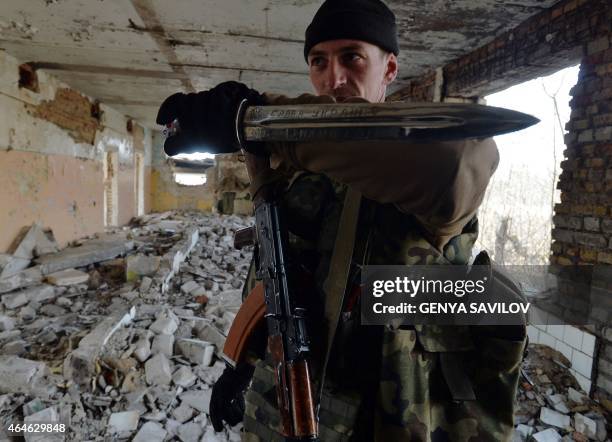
[390,0,610,101]
[553,33,612,396]
[389,0,612,398]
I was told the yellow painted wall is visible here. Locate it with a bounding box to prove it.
[150,168,214,213]
[0,150,104,252]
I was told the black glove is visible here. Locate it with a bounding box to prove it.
[209,363,255,432]
[156,81,265,156]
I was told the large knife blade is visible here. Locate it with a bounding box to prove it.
[237,101,539,142]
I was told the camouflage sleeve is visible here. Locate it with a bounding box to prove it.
[261,93,500,245]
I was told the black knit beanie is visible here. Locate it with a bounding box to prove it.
[304,0,399,62]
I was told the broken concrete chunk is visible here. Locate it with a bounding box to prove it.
[24,406,62,442]
[36,234,134,275]
[145,353,173,386]
[46,269,89,286]
[0,266,43,294]
[0,315,15,332]
[39,304,66,317]
[0,254,30,279]
[28,285,56,303]
[532,428,562,442]
[140,276,153,293]
[3,285,57,308]
[19,305,36,321]
[547,393,564,406]
[108,410,140,434]
[23,398,45,416]
[574,413,597,439]
[1,291,30,309]
[134,338,152,363]
[171,403,195,423]
[0,356,52,398]
[595,417,607,441]
[149,314,179,335]
[2,340,27,356]
[195,324,226,350]
[177,339,214,366]
[180,280,200,294]
[179,389,212,413]
[554,401,569,414]
[515,424,533,440]
[126,254,161,281]
[172,366,197,388]
[151,334,174,357]
[132,421,167,442]
[33,227,59,257]
[63,307,135,388]
[55,296,72,308]
[178,422,203,442]
[9,224,43,260]
[540,407,570,429]
[165,419,181,437]
[158,220,183,232]
[567,387,586,404]
[160,227,199,293]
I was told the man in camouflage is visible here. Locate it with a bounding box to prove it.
[157,0,528,440]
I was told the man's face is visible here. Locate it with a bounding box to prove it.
[307,39,398,103]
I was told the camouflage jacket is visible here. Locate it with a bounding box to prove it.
[241,172,527,442]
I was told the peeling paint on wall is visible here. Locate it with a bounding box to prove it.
[0,150,104,252]
[0,49,153,252]
[27,88,101,144]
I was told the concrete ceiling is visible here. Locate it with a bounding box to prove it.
[0,0,560,128]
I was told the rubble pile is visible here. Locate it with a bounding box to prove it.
[0,211,253,441]
[1,213,611,441]
[513,344,611,442]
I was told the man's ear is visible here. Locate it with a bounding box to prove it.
[383,53,398,85]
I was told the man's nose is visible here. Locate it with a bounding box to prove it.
[326,60,347,90]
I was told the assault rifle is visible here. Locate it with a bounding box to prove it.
[223,153,318,441]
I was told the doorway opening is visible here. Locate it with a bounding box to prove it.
[134,152,145,216]
[103,151,119,227]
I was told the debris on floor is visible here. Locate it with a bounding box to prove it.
[513,344,610,441]
[1,212,610,441]
[0,211,251,441]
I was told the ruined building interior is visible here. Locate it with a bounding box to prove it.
[0,0,611,440]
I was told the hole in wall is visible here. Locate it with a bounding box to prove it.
[174,173,207,186]
[171,152,215,186]
[91,101,102,121]
[18,63,39,93]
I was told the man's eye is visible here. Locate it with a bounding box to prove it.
[310,57,325,67]
[344,53,363,62]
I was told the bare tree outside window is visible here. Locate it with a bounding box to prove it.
[477,65,580,266]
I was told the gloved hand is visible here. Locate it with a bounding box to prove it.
[209,363,255,431]
[156,81,265,156]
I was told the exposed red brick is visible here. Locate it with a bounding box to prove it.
[28,88,100,144]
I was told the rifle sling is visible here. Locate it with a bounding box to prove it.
[317,186,362,408]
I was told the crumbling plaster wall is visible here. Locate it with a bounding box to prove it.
[0,49,152,252]
[390,0,611,398]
